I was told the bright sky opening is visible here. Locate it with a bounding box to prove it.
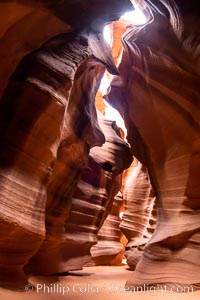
[104,100,127,139]
[120,2,148,25]
[99,73,127,139]
[120,8,147,25]
[103,6,148,45]
[101,3,148,138]
[103,25,112,45]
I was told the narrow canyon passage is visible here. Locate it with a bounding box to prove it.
[0,0,200,297]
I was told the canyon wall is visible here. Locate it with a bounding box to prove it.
[120,159,155,270]
[0,0,133,289]
[108,0,200,290]
[0,0,199,292]
[91,191,125,266]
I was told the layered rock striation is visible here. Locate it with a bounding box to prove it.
[27,113,132,275]
[0,0,133,289]
[108,0,200,289]
[120,159,155,269]
[91,192,125,266]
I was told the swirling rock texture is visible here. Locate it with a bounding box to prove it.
[112,20,127,65]
[23,58,105,276]
[27,113,132,275]
[63,119,132,269]
[88,115,132,266]
[0,0,134,289]
[63,156,108,271]
[91,192,125,266]
[120,158,155,270]
[89,115,133,266]
[108,0,200,290]
[1,0,200,293]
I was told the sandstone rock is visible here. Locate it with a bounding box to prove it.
[0,0,133,98]
[47,114,132,273]
[91,192,125,266]
[0,0,133,287]
[0,2,72,98]
[1,0,199,293]
[120,159,155,269]
[23,59,106,276]
[108,0,200,289]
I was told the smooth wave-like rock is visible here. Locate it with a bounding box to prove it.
[22,60,106,277]
[108,0,200,289]
[1,0,200,293]
[24,79,132,276]
[91,192,125,266]
[0,2,72,98]
[0,31,91,289]
[0,0,133,289]
[0,0,133,98]
[57,115,131,272]
[120,159,155,269]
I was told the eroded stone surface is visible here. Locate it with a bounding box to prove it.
[120,159,155,270]
[108,0,200,289]
[0,0,133,288]
[91,192,125,266]
[0,0,200,292]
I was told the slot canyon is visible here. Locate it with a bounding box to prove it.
[0,1,199,299]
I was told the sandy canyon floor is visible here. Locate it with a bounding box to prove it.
[0,265,199,300]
